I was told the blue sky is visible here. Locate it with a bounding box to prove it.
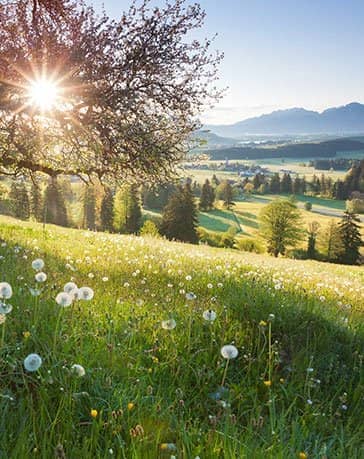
[89,0,364,125]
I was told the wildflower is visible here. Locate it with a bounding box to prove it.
[203,309,217,322]
[56,292,73,307]
[102,277,109,282]
[298,453,308,459]
[64,282,78,294]
[32,259,44,271]
[35,272,47,283]
[0,302,12,314]
[185,292,196,301]
[279,378,285,383]
[78,287,94,301]
[71,364,86,377]
[29,288,41,297]
[161,319,176,330]
[90,409,98,418]
[23,331,31,339]
[0,282,12,299]
[130,424,144,437]
[127,402,134,411]
[264,380,272,387]
[259,320,267,327]
[160,443,177,451]
[221,345,238,359]
[268,313,275,321]
[307,399,313,405]
[24,353,42,372]
[0,314,6,324]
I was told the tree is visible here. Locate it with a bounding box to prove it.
[161,184,198,244]
[304,202,312,211]
[259,199,303,257]
[307,221,320,259]
[318,220,344,262]
[82,184,96,230]
[43,177,68,226]
[338,211,362,265]
[269,173,280,193]
[0,0,222,182]
[30,179,43,221]
[216,180,235,209]
[114,185,142,234]
[140,220,160,237]
[280,173,293,193]
[100,187,114,232]
[9,180,30,220]
[199,179,215,211]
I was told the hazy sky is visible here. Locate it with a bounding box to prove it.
[89,0,364,125]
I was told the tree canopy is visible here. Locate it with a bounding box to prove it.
[0,0,222,182]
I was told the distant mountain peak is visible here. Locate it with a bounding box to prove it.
[206,102,364,138]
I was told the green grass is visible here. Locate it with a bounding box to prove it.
[0,216,363,458]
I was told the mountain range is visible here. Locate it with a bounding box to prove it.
[205,102,364,138]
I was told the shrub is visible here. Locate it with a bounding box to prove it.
[140,220,160,237]
[304,201,312,211]
[236,237,264,254]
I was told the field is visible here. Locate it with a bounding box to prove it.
[0,216,363,458]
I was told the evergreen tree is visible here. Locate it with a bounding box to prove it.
[114,185,142,234]
[30,180,43,221]
[43,177,68,226]
[307,221,320,259]
[9,180,30,220]
[161,184,198,244]
[333,179,346,200]
[280,173,293,193]
[269,173,280,193]
[100,187,115,232]
[292,176,302,194]
[318,220,344,262]
[82,184,96,230]
[199,179,215,211]
[211,174,220,187]
[338,211,362,265]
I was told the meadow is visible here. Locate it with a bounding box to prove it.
[0,216,363,458]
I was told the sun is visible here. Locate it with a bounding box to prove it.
[28,78,60,111]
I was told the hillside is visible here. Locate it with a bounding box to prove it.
[206,103,364,137]
[206,138,364,160]
[0,216,363,458]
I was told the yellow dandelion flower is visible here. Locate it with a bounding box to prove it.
[23,331,31,339]
[259,320,267,327]
[299,453,308,459]
[127,402,134,411]
[264,380,272,387]
[90,409,98,418]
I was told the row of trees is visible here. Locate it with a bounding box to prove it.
[260,199,362,264]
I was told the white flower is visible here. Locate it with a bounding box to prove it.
[221,345,238,359]
[0,314,6,324]
[71,364,86,377]
[102,277,109,282]
[185,292,196,301]
[161,319,176,330]
[56,292,73,307]
[24,353,42,372]
[32,258,45,271]
[35,272,47,283]
[0,282,12,299]
[0,302,13,314]
[203,310,217,322]
[64,282,78,294]
[78,287,94,301]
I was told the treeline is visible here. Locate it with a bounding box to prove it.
[207,139,364,160]
[309,158,358,171]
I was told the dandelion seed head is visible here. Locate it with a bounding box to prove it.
[24,353,42,372]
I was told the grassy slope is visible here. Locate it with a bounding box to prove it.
[0,216,363,458]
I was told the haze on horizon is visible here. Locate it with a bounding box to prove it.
[91,0,364,125]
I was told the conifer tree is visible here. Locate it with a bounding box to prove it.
[9,180,30,220]
[114,185,142,234]
[216,180,234,209]
[199,179,215,211]
[307,221,320,259]
[30,180,43,221]
[43,177,68,226]
[269,173,280,193]
[100,187,114,232]
[318,220,344,262]
[280,173,292,193]
[161,183,198,243]
[338,211,362,265]
[82,185,96,230]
